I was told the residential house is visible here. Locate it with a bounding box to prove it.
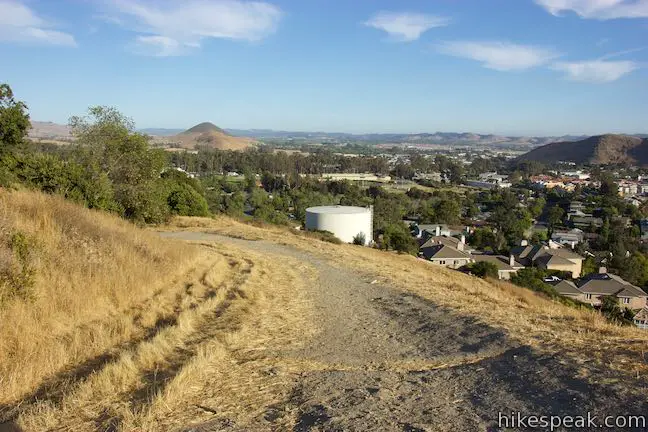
[472,254,524,280]
[633,308,648,330]
[570,215,604,229]
[416,224,452,238]
[550,229,583,248]
[551,273,648,311]
[419,236,473,269]
[551,280,583,300]
[511,244,584,278]
[576,272,648,310]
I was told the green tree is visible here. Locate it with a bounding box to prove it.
[529,197,546,219]
[468,261,499,279]
[581,257,597,277]
[382,223,416,254]
[434,199,461,225]
[0,84,30,153]
[546,205,565,233]
[71,106,170,223]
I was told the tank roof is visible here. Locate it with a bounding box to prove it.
[306,206,371,214]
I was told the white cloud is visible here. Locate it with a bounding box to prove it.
[551,60,638,81]
[0,0,76,46]
[103,0,282,56]
[437,41,559,71]
[364,11,450,42]
[131,35,191,57]
[535,0,648,19]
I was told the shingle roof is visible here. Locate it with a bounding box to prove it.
[421,244,471,260]
[472,254,523,271]
[535,254,576,267]
[551,280,582,296]
[577,274,648,298]
[634,308,648,321]
[512,245,582,263]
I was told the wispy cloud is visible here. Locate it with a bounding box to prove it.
[364,11,450,42]
[551,60,638,82]
[0,0,76,46]
[437,41,559,71]
[535,0,648,19]
[598,46,646,60]
[130,35,193,57]
[102,0,282,56]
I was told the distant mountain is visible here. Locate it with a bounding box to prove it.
[140,128,184,136]
[226,129,592,148]
[518,134,648,165]
[28,121,74,140]
[183,122,227,135]
[155,122,256,151]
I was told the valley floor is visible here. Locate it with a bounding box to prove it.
[3,230,647,431]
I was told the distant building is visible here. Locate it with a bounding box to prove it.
[633,308,648,330]
[511,244,584,278]
[321,173,391,183]
[570,215,604,229]
[551,229,583,249]
[472,254,524,280]
[561,170,590,180]
[551,271,648,310]
[419,235,473,269]
[413,172,442,182]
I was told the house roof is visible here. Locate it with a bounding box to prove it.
[634,308,648,321]
[511,245,538,260]
[511,245,583,263]
[420,235,460,248]
[577,273,648,298]
[535,254,576,267]
[421,244,471,260]
[551,280,582,296]
[472,254,523,271]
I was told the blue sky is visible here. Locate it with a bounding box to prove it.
[1,0,647,135]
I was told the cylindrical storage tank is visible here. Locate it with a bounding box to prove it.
[305,206,373,245]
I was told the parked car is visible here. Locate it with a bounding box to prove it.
[543,275,561,283]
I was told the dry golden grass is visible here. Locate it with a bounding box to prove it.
[16,241,317,431]
[0,190,201,407]
[165,215,648,376]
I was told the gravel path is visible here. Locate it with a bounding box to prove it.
[162,232,648,432]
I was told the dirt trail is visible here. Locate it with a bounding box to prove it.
[161,232,648,432]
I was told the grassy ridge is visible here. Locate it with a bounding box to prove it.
[0,189,199,404]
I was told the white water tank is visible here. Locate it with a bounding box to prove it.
[305,206,373,245]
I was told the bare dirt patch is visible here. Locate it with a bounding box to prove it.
[162,233,648,432]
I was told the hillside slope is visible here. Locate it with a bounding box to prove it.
[518,134,648,165]
[3,207,647,430]
[0,190,200,411]
[157,122,256,151]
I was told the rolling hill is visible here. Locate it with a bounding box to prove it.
[517,134,648,165]
[156,122,256,151]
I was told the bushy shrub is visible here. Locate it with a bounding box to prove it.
[166,182,210,217]
[352,232,366,245]
[381,223,417,254]
[467,261,499,279]
[0,230,38,303]
[305,230,342,244]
